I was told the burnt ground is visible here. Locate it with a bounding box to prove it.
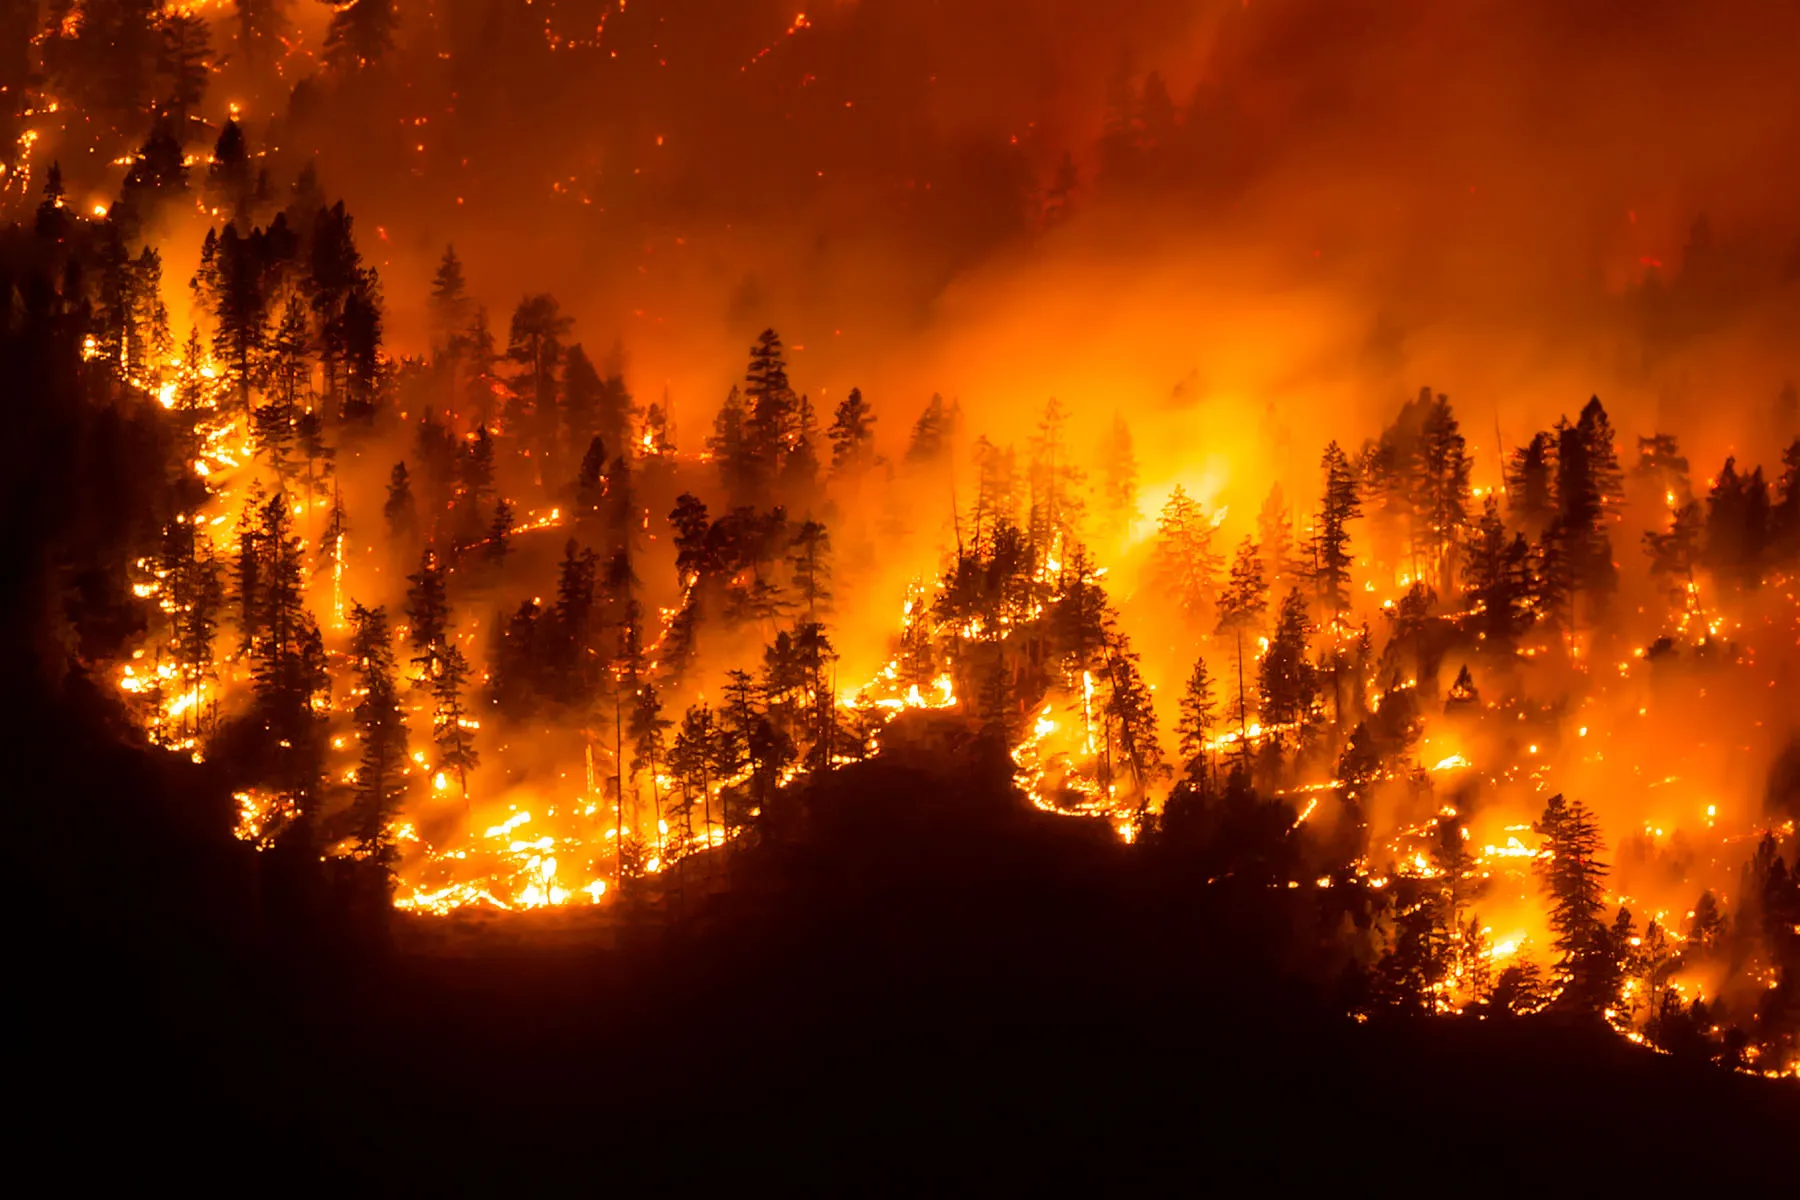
[10,693,1797,1187]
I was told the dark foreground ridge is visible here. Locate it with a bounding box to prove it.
[11,683,1794,1185]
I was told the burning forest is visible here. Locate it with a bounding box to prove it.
[6,0,1798,1173]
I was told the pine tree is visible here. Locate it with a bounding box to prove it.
[462,306,500,426]
[1507,432,1556,539]
[1101,628,1163,798]
[429,244,471,349]
[561,344,601,451]
[1216,538,1269,637]
[323,0,397,72]
[1685,890,1728,958]
[206,120,253,220]
[338,272,383,421]
[787,519,833,620]
[643,390,676,458]
[384,461,417,545]
[463,423,496,506]
[905,393,953,467]
[485,499,514,565]
[1101,412,1141,537]
[628,683,673,820]
[156,8,211,134]
[424,636,475,805]
[1771,437,1800,561]
[1703,457,1772,590]
[1553,411,1618,630]
[1577,396,1625,517]
[318,485,348,574]
[1635,433,1692,503]
[161,517,223,740]
[306,200,364,418]
[250,491,328,813]
[251,391,295,485]
[1316,441,1363,620]
[606,544,646,684]
[781,393,822,497]
[1258,588,1317,740]
[1175,655,1217,781]
[232,482,267,652]
[828,387,877,475]
[551,538,598,701]
[604,453,641,557]
[1464,496,1530,648]
[126,246,172,380]
[791,619,838,766]
[1535,793,1614,1013]
[739,328,797,492]
[958,436,1013,557]
[349,602,407,869]
[33,161,70,241]
[1256,483,1297,588]
[594,359,640,464]
[405,547,451,687]
[120,117,190,221]
[1644,498,1704,619]
[1150,485,1222,629]
[709,385,754,500]
[1412,393,1473,594]
[236,0,289,66]
[1027,397,1085,548]
[203,223,269,415]
[265,294,311,414]
[1050,545,1113,757]
[670,703,721,849]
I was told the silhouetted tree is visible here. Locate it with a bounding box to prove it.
[384,461,417,546]
[1507,432,1556,540]
[1412,393,1472,594]
[156,8,210,133]
[1151,485,1222,630]
[206,120,253,219]
[1027,397,1084,548]
[709,385,753,500]
[1176,656,1218,783]
[1703,457,1772,590]
[405,547,450,688]
[349,602,407,872]
[905,393,955,467]
[485,499,514,565]
[1316,441,1363,619]
[1258,588,1317,743]
[1102,413,1140,537]
[1535,794,1615,1013]
[323,0,397,72]
[1257,483,1298,588]
[828,386,877,475]
[429,244,471,350]
[1464,496,1531,649]
[787,519,833,620]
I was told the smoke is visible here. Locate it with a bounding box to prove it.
[21,0,1800,956]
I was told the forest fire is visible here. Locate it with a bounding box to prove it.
[5,4,1800,1160]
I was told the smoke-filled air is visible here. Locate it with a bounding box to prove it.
[6,0,1799,1137]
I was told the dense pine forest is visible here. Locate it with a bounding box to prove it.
[6,0,1798,1178]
